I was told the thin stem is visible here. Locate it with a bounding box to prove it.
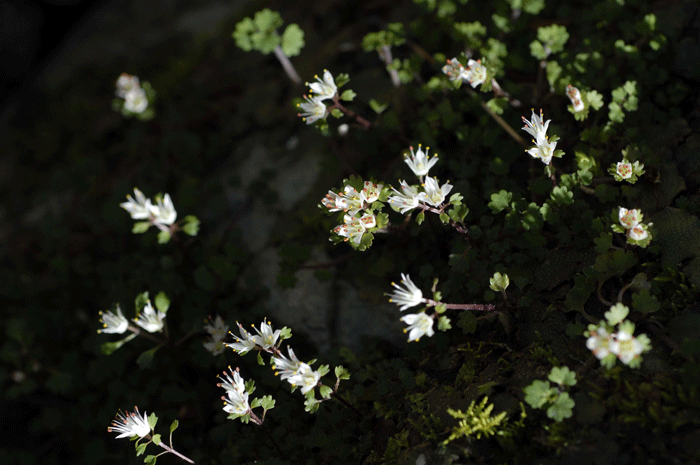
[597,280,613,307]
[425,298,496,312]
[467,87,528,148]
[378,45,401,87]
[331,96,371,129]
[273,45,302,85]
[155,441,194,464]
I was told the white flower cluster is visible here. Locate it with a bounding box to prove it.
[120,188,177,227]
[203,315,229,355]
[387,273,434,342]
[297,70,337,124]
[217,367,251,416]
[98,297,166,335]
[442,57,487,88]
[271,347,321,395]
[521,109,560,165]
[616,207,651,243]
[610,158,644,183]
[108,407,151,439]
[585,303,651,369]
[322,181,382,245]
[226,319,281,355]
[98,304,129,334]
[134,299,166,333]
[116,73,149,114]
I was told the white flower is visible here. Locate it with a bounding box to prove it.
[217,366,246,395]
[116,73,140,98]
[271,347,302,381]
[359,213,376,229]
[204,315,229,341]
[321,190,349,212]
[586,326,613,360]
[134,300,165,333]
[149,194,177,226]
[388,180,421,214]
[616,161,633,179]
[442,57,468,81]
[226,322,260,355]
[218,368,250,415]
[387,273,424,311]
[286,363,321,394]
[98,304,129,334]
[419,176,453,207]
[610,329,645,365]
[108,407,151,439]
[401,313,435,341]
[525,139,557,165]
[297,95,327,125]
[203,339,227,355]
[618,207,642,230]
[307,70,337,101]
[629,223,649,241]
[566,85,585,112]
[404,145,439,177]
[360,181,383,204]
[521,109,551,146]
[120,188,152,220]
[124,88,149,113]
[464,59,487,88]
[252,319,281,351]
[333,214,367,245]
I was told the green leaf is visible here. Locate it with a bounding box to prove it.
[151,434,161,445]
[182,215,200,236]
[100,333,138,355]
[280,24,304,56]
[457,311,477,334]
[144,455,157,465]
[157,230,171,244]
[551,186,574,205]
[437,316,451,331]
[135,292,149,314]
[605,303,629,325]
[594,233,613,254]
[489,272,509,292]
[548,366,577,387]
[137,347,159,369]
[135,443,148,456]
[523,380,553,408]
[339,89,356,101]
[537,25,569,54]
[257,351,265,365]
[260,395,276,411]
[132,221,151,234]
[632,289,660,314]
[488,190,513,213]
[147,412,158,430]
[253,8,283,31]
[154,291,170,314]
[169,420,179,435]
[415,211,425,225]
[368,99,388,114]
[319,385,333,399]
[317,364,330,377]
[334,365,351,380]
[547,392,575,421]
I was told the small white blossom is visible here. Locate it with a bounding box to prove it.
[419,176,453,207]
[628,223,649,241]
[401,312,435,341]
[618,207,642,230]
[586,326,613,360]
[115,73,140,98]
[566,85,585,112]
[521,109,551,146]
[360,181,383,204]
[226,322,260,355]
[271,347,303,381]
[286,363,321,394]
[388,180,421,214]
[610,329,646,365]
[252,319,281,351]
[108,407,151,439]
[616,161,633,179]
[404,145,439,177]
[218,367,250,415]
[442,57,468,81]
[120,188,152,220]
[204,315,229,341]
[333,214,367,245]
[297,95,327,125]
[464,59,487,88]
[124,88,149,114]
[321,190,349,212]
[134,300,165,333]
[307,70,337,101]
[525,139,557,165]
[149,194,177,226]
[98,304,129,334]
[387,273,424,311]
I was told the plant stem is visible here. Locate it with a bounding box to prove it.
[331,97,371,129]
[467,87,528,148]
[273,45,302,85]
[425,299,496,312]
[377,45,401,87]
[156,441,194,464]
